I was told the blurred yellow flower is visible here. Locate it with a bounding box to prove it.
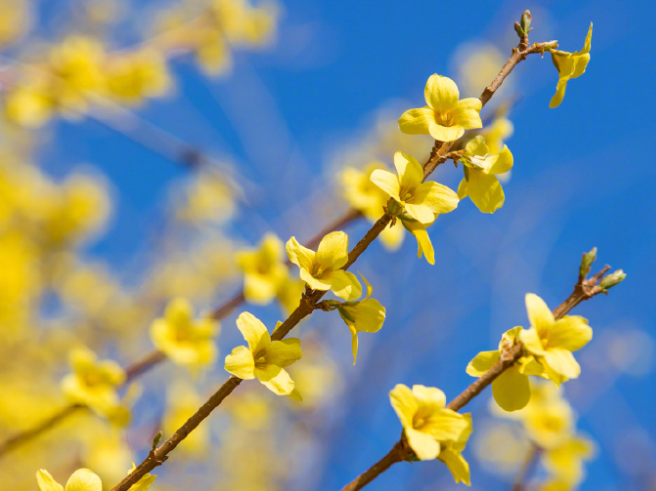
[236,233,289,305]
[37,468,102,491]
[543,435,595,487]
[275,275,306,315]
[389,384,471,462]
[457,135,514,213]
[150,298,219,370]
[224,312,302,398]
[399,74,482,142]
[163,381,209,454]
[105,48,171,105]
[520,293,592,385]
[126,463,157,491]
[286,231,362,301]
[370,151,459,224]
[61,347,128,425]
[481,115,514,155]
[549,23,593,108]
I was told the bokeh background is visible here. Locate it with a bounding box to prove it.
[0,0,654,490]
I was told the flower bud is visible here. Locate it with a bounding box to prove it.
[599,270,626,290]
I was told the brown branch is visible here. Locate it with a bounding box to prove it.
[340,441,409,491]
[511,444,541,491]
[339,263,615,491]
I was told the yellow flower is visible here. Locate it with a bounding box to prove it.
[341,163,405,251]
[224,312,302,397]
[519,293,592,385]
[4,78,55,127]
[467,326,537,412]
[37,468,102,491]
[549,23,593,108]
[163,382,209,454]
[334,275,385,364]
[481,115,514,155]
[236,233,289,305]
[543,435,595,486]
[105,48,171,105]
[61,347,128,424]
[389,384,472,461]
[286,231,362,301]
[370,151,459,224]
[399,74,482,142]
[275,275,306,315]
[457,135,514,213]
[150,298,219,370]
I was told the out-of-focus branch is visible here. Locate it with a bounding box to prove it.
[339,263,617,491]
[511,444,540,491]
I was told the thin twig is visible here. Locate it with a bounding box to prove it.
[511,444,540,491]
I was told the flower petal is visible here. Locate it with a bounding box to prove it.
[398,106,436,136]
[411,226,434,265]
[260,368,295,395]
[421,408,471,442]
[465,171,505,213]
[525,293,555,337]
[411,385,446,408]
[549,77,569,108]
[452,98,482,130]
[321,270,362,301]
[65,469,103,491]
[266,338,302,368]
[439,447,471,485]
[466,350,500,377]
[491,365,531,411]
[424,73,459,112]
[236,312,270,352]
[370,169,401,201]
[428,123,464,143]
[548,316,592,352]
[389,384,418,429]
[519,327,546,356]
[37,470,64,491]
[300,267,332,291]
[406,427,440,460]
[316,231,349,270]
[415,181,459,215]
[394,152,423,189]
[489,146,514,175]
[404,202,435,225]
[457,177,468,199]
[543,348,581,379]
[285,236,315,271]
[224,345,255,379]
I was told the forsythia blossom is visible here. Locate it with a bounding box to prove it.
[389,384,472,485]
[286,231,362,301]
[329,275,385,364]
[370,151,459,224]
[61,347,128,425]
[548,23,593,108]
[225,312,302,398]
[36,466,155,491]
[467,294,593,412]
[398,74,482,142]
[150,298,219,371]
[236,233,289,305]
[457,135,514,213]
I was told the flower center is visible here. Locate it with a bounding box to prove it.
[254,350,268,369]
[436,111,454,127]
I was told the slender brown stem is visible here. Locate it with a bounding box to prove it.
[340,441,409,491]
[511,444,540,491]
[339,264,615,491]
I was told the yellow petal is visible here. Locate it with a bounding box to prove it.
[300,267,332,291]
[285,236,315,271]
[394,151,423,189]
[466,350,500,377]
[316,231,349,270]
[543,348,581,379]
[266,338,302,367]
[260,367,295,395]
[491,365,531,411]
[64,469,102,491]
[422,409,471,442]
[428,123,464,143]
[464,135,488,156]
[415,181,459,215]
[406,427,440,460]
[519,328,546,356]
[457,178,469,199]
[452,97,483,130]
[361,273,374,299]
[411,385,446,407]
[525,293,555,337]
[348,323,359,364]
[548,316,592,352]
[236,312,270,352]
[438,447,471,485]
[37,470,64,491]
[389,384,418,429]
[549,77,569,108]
[424,73,459,112]
[165,297,193,328]
[321,270,362,301]
[224,345,255,379]
[379,221,405,251]
[398,106,436,136]
[466,171,505,213]
[411,227,434,265]
[370,169,401,201]
[343,298,385,334]
[489,146,514,175]
[404,202,435,225]
[243,273,279,304]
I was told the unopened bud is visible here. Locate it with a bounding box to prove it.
[152,431,163,450]
[521,11,532,32]
[599,270,626,290]
[579,247,597,279]
[542,40,559,51]
[514,21,524,38]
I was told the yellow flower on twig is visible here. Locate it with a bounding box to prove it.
[548,23,593,108]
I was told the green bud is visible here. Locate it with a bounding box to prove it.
[599,270,626,290]
[579,247,597,279]
[514,21,524,38]
[521,10,532,33]
[152,430,163,450]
